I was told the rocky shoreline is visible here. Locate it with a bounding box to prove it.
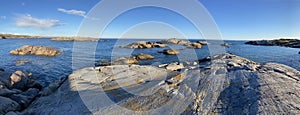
[245,39,300,48]
[1,54,298,114]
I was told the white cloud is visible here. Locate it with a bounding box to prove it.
[0,16,6,19]
[15,14,62,29]
[57,8,86,17]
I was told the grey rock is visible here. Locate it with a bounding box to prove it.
[22,54,300,114]
[0,96,21,115]
[166,62,184,71]
[10,88,39,108]
[15,60,30,66]
[162,49,180,55]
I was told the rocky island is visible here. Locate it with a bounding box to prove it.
[0,54,298,114]
[245,39,300,48]
[10,45,61,56]
[120,38,208,49]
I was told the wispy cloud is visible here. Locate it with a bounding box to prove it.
[0,16,6,19]
[57,8,86,17]
[15,14,62,29]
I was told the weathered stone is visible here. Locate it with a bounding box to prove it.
[113,57,138,65]
[191,42,202,49]
[21,54,300,114]
[220,43,230,47]
[0,88,20,97]
[10,88,39,108]
[10,71,42,91]
[162,49,180,55]
[166,62,184,71]
[0,96,21,115]
[197,41,208,45]
[134,53,154,60]
[15,60,30,66]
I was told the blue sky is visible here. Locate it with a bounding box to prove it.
[0,0,299,40]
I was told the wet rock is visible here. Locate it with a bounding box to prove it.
[0,68,4,72]
[10,88,39,108]
[152,43,167,48]
[112,57,138,65]
[0,96,21,115]
[40,77,67,96]
[134,53,154,60]
[190,42,202,49]
[15,60,30,66]
[0,88,20,97]
[220,43,230,47]
[10,45,61,56]
[162,49,180,55]
[197,41,208,45]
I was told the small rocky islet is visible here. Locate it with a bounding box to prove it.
[1,38,300,114]
[10,45,61,56]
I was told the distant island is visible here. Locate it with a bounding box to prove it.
[245,39,300,48]
[0,34,99,42]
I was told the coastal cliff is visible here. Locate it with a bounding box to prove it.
[16,54,300,114]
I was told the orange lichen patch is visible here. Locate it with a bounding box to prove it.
[135,78,144,84]
[159,90,165,95]
[173,74,182,81]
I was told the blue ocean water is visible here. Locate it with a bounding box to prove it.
[0,38,299,86]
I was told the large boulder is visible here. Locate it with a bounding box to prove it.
[190,42,202,49]
[10,45,61,56]
[162,49,180,55]
[0,96,21,115]
[10,71,42,91]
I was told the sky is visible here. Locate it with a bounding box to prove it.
[0,0,299,40]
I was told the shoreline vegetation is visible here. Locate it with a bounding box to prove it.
[0,37,300,114]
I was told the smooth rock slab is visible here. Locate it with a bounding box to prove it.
[0,96,21,115]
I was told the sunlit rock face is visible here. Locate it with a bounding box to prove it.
[19,54,300,114]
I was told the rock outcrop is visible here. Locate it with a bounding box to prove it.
[245,39,300,48]
[120,38,208,49]
[10,45,61,56]
[220,43,230,47]
[162,49,180,55]
[96,53,155,66]
[15,60,30,66]
[120,41,167,49]
[18,54,300,114]
[0,70,43,114]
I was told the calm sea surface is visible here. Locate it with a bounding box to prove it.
[0,38,299,86]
